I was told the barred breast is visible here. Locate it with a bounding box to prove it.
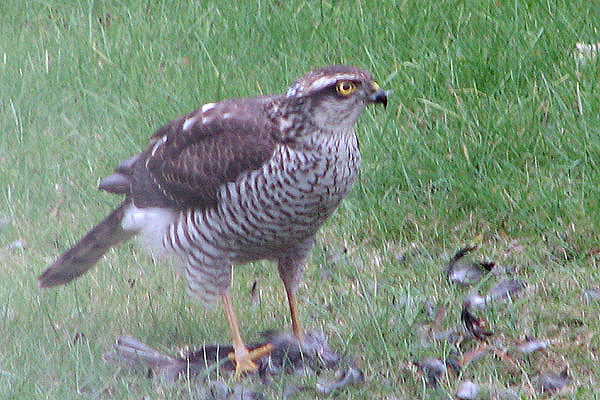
[163,131,360,299]
[225,131,360,259]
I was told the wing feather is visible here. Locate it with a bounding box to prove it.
[129,96,281,210]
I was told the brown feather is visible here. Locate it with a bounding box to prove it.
[133,96,281,209]
[38,203,134,288]
[98,173,131,194]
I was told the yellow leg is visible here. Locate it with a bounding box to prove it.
[284,285,304,342]
[221,291,273,379]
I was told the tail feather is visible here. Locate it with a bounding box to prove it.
[39,202,134,288]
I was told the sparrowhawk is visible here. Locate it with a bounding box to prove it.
[39,65,389,376]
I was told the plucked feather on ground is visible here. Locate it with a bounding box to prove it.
[103,330,364,396]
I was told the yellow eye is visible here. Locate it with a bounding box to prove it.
[336,80,356,96]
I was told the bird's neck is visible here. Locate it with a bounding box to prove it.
[265,97,356,148]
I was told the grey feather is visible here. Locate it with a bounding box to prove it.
[98,173,131,194]
[38,203,134,288]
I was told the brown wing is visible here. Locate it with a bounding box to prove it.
[103,96,281,210]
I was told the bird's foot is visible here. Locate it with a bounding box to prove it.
[229,343,274,379]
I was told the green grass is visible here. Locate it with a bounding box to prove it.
[2,0,600,398]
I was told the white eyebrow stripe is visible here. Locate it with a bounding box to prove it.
[308,74,359,92]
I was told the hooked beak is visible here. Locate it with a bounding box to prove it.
[369,81,391,108]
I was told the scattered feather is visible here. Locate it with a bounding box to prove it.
[432,328,459,344]
[445,357,461,373]
[448,263,490,286]
[417,357,446,387]
[261,330,339,375]
[448,245,478,267]
[424,306,460,344]
[103,330,361,398]
[458,346,489,368]
[486,279,526,304]
[231,385,261,400]
[105,330,341,381]
[463,293,486,310]
[447,246,494,286]
[464,279,527,311]
[515,337,552,354]
[103,336,181,380]
[461,307,493,340]
[315,362,364,394]
[456,380,479,400]
[537,368,570,394]
[8,239,26,250]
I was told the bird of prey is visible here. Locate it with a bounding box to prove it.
[39,65,389,377]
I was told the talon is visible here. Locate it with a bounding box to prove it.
[229,352,258,378]
[229,343,274,379]
[221,291,274,379]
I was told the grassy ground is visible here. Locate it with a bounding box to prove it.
[1,0,600,398]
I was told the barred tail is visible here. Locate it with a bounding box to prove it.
[38,202,134,288]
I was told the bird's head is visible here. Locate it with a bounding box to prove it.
[285,65,389,135]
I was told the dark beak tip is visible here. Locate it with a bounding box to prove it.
[371,89,391,108]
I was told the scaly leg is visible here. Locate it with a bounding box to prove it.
[278,245,312,343]
[221,290,273,379]
[284,284,304,342]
